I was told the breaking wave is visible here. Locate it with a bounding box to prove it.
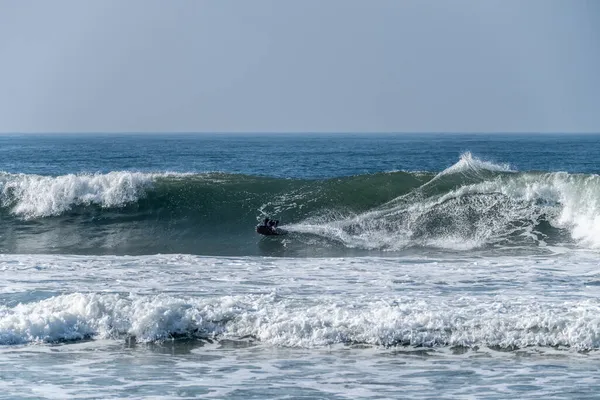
[0,153,599,255]
[2,292,600,350]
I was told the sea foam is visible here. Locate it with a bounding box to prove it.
[2,291,600,350]
[289,154,600,251]
[0,171,158,218]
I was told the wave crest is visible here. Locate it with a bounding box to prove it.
[438,151,514,176]
[0,171,160,219]
[2,292,600,350]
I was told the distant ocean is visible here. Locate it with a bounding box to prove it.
[2,133,600,399]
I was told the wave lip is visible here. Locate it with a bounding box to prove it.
[0,171,201,219]
[2,293,600,350]
[438,151,514,176]
[0,171,159,219]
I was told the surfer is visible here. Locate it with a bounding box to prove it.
[256,218,283,235]
[262,218,279,229]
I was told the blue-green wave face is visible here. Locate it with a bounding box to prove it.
[0,153,596,256]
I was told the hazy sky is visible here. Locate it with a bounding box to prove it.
[0,0,598,133]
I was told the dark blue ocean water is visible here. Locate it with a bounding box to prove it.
[1,133,599,177]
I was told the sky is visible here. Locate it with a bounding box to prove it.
[0,0,598,133]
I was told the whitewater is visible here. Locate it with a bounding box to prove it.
[1,133,600,399]
[1,151,600,254]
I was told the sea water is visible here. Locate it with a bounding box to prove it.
[1,133,600,399]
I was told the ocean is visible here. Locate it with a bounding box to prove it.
[1,133,600,399]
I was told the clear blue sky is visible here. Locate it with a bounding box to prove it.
[0,0,598,133]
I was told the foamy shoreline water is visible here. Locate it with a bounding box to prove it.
[2,253,600,349]
[2,338,600,399]
[2,252,600,398]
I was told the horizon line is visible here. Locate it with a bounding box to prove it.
[1,131,599,135]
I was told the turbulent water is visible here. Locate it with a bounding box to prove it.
[0,151,598,255]
[2,134,600,399]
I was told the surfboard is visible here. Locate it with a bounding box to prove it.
[256,225,287,236]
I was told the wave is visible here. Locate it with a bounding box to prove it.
[0,153,599,255]
[288,153,600,252]
[0,170,426,219]
[2,292,599,350]
[0,171,161,218]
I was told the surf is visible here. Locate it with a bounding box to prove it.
[0,153,599,255]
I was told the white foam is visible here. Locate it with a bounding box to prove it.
[288,191,533,252]
[2,290,600,350]
[457,171,600,249]
[2,252,600,350]
[421,154,600,250]
[0,171,187,219]
[288,153,600,252]
[438,152,514,176]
